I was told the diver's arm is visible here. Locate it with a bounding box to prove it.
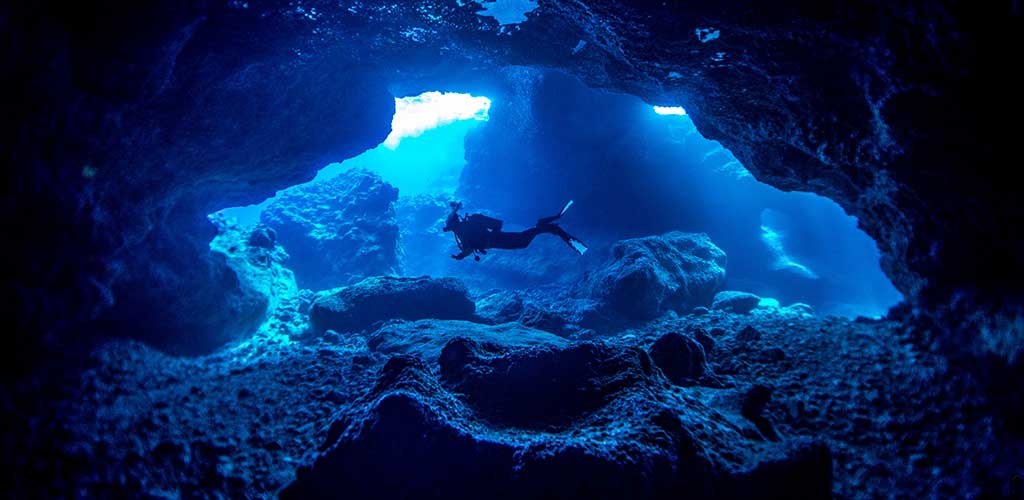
[451,248,474,260]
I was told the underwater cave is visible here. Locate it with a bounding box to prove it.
[5,1,1023,498]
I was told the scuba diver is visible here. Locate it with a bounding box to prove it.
[443,201,588,261]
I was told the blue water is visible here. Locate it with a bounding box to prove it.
[215,89,901,318]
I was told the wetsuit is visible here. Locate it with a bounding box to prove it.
[447,207,586,260]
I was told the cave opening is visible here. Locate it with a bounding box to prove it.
[212,73,901,318]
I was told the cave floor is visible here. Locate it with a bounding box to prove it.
[10,309,1007,499]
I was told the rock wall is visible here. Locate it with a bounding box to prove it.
[262,169,400,291]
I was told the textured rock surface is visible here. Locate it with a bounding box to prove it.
[283,336,832,499]
[262,168,400,291]
[6,306,1016,498]
[648,332,708,385]
[474,288,581,336]
[308,276,475,334]
[712,291,763,315]
[582,232,727,320]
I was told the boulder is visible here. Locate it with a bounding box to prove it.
[583,232,727,320]
[648,332,708,385]
[785,303,815,316]
[308,276,475,334]
[712,291,763,314]
[261,168,400,291]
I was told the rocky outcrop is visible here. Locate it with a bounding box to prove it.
[209,217,307,340]
[262,169,400,291]
[308,276,475,334]
[6,2,396,361]
[712,291,763,315]
[582,232,727,321]
[282,337,833,499]
[118,215,299,355]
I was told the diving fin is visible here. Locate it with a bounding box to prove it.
[537,200,575,226]
[568,236,588,255]
[560,199,574,216]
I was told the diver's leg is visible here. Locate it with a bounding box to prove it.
[541,225,588,255]
[489,228,542,250]
[536,200,574,226]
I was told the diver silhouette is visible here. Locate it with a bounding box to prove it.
[443,201,588,261]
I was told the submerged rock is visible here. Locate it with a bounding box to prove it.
[742,384,779,441]
[648,332,707,385]
[262,168,400,291]
[195,217,306,347]
[474,289,577,336]
[308,276,475,334]
[712,291,763,314]
[737,325,763,343]
[582,232,727,321]
[785,303,815,316]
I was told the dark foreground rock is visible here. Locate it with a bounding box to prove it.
[261,169,400,291]
[308,276,475,334]
[648,332,708,385]
[581,232,727,321]
[282,336,832,500]
[9,310,1012,499]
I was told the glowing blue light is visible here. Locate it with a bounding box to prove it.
[653,105,686,116]
[384,92,491,148]
[473,0,539,26]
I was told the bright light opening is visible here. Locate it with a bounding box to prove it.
[653,105,686,116]
[384,92,491,148]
